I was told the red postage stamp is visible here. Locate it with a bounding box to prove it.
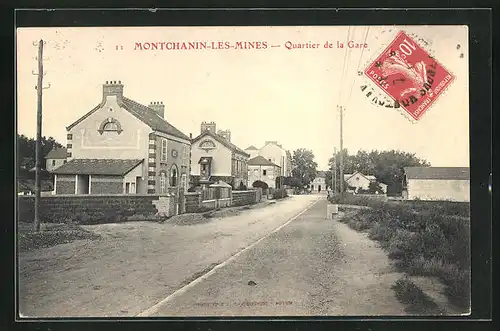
[364,30,455,120]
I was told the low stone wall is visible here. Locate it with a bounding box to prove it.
[17,194,176,224]
[201,199,217,210]
[185,192,202,213]
[232,190,258,207]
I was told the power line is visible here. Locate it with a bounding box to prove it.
[337,26,352,104]
[346,26,371,106]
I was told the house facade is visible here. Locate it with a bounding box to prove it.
[190,122,249,188]
[403,167,470,202]
[245,141,292,177]
[311,171,327,193]
[247,156,281,189]
[45,147,67,172]
[244,145,259,159]
[344,171,387,193]
[53,80,191,195]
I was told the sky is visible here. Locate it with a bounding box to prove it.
[17,25,469,170]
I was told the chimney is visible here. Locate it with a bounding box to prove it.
[149,101,165,119]
[189,133,193,139]
[200,121,216,134]
[217,129,231,142]
[103,80,124,100]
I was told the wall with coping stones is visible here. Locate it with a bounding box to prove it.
[232,190,258,207]
[18,189,262,224]
[17,194,175,223]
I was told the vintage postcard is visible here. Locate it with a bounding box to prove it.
[16,25,470,318]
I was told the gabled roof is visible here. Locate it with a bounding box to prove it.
[53,159,143,175]
[66,97,190,141]
[245,145,258,150]
[192,130,250,157]
[248,155,279,166]
[404,167,470,180]
[45,147,67,159]
[344,171,376,182]
[120,97,190,141]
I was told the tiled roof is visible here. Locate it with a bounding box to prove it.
[245,145,258,150]
[45,147,67,159]
[404,167,470,180]
[66,97,190,141]
[192,131,250,157]
[248,156,278,166]
[120,97,190,140]
[53,159,143,175]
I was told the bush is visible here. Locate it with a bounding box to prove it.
[252,180,269,190]
[272,188,288,200]
[328,193,386,208]
[340,200,471,309]
[238,181,247,191]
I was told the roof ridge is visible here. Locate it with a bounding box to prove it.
[193,131,250,157]
[121,97,190,141]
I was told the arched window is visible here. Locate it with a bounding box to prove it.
[98,118,123,134]
[170,165,178,187]
[103,121,118,131]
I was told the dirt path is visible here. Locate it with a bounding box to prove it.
[18,195,319,317]
[148,199,407,316]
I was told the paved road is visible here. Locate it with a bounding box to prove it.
[19,195,319,317]
[147,197,407,316]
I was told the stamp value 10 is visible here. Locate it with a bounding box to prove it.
[364,30,455,121]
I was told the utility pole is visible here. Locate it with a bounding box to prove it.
[333,147,337,194]
[33,39,50,232]
[339,105,344,198]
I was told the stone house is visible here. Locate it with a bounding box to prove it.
[247,156,281,189]
[190,121,249,188]
[311,171,327,193]
[52,80,191,195]
[244,141,292,177]
[344,171,387,193]
[45,147,67,172]
[403,167,470,202]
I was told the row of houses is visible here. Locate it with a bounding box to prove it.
[38,80,469,202]
[43,80,293,195]
[308,171,388,194]
[303,169,469,202]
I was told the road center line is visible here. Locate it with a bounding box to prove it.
[136,196,323,317]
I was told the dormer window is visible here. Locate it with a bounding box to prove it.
[98,118,122,134]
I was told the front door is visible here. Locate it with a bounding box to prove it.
[318,185,321,193]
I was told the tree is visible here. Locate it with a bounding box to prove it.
[291,148,318,188]
[17,134,64,178]
[368,181,383,194]
[286,176,302,189]
[328,149,430,195]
